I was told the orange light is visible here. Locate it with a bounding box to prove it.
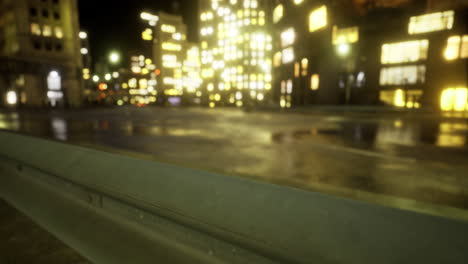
[155,69,161,76]
[98,83,108,91]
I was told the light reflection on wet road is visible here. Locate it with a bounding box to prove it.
[1,107,468,218]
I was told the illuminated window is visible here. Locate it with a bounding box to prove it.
[47,71,61,91]
[380,89,422,108]
[311,74,319,90]
[161,24,176,33]
[54,27,63,39]
[462,36,468,58]
[162,42,182,51]
[274,52,282,67]
[309,6,327,32]
[282,48,294,64]
[380,65,426,86]
[42,25,52,37]
[441,88,468,112]
[142,28,153,41]
[381,40,429,64]
[273,4,283,24]
[444,35,468,60]
[301,58,308,76]
[281,28,295,48]
[409,11,454,35]
[332,26,359,45]
[294,62,300,77]
[31,23,41,35]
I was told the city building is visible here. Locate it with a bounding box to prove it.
[271,0,468,112]
[0,0,83,108]
[79,29,94,104]
[137,11,201,106]
[199,0,274,108]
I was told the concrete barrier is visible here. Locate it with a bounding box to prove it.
[0,131,467,264]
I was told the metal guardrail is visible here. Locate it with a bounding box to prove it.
[0,131,467,264]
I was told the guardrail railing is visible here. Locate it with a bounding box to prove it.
[0,131,467,264]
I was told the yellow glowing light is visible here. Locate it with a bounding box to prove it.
[394,89,405,107]
[30,23,41,35]
[311,74,320,90]
[409,11,454,35]
[209,102,215,108]
[444,35,468,60]
[273,4,284,24]
[301,58,308,76]
[337,43,351,57]
[309,6,327,32]
[55,27,64,39]
[332,26,359,45]
[162,42,182,51]
[441,88,468,112]
[122,83,128,89]
[380,65,426,86]
[142,28,153,41]
[294,63,300,78]
[161,24,176,33]
[92,75,99,82]
[381,40,428,64]
[294,0,304,5]
[42,25,52,37]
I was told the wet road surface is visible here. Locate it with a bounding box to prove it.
[1,107,468,219]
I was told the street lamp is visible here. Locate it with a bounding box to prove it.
[337,43,351,57]
[109,51,120,64]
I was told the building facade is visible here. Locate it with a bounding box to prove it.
[199,0,274,108]
[0,0,83,108]
[135,11,201,106]
[271,0,468,112]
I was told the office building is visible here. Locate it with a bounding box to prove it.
[0,0,83,107]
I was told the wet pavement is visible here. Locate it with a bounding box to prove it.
[1,107,468,219]
[0,200,89,264]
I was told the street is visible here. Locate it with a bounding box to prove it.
[1,107,468,219]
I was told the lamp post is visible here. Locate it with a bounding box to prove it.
[109,51,120,65]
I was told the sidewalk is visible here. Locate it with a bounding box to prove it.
[0,200,89,264]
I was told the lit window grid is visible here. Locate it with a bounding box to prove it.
[309,5,328,32]
[332,26,359,45]
[444,35,468,60]
[408,10,455,35]
[381,40,429,64]
[379,65,426,86]
[200,0,273,104]
[441,87,468,112]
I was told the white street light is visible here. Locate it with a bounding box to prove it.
[6,91,17,105]
[109,52,120,64]
[337,43,351,57]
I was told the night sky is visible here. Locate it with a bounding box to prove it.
[78,0,199,64]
